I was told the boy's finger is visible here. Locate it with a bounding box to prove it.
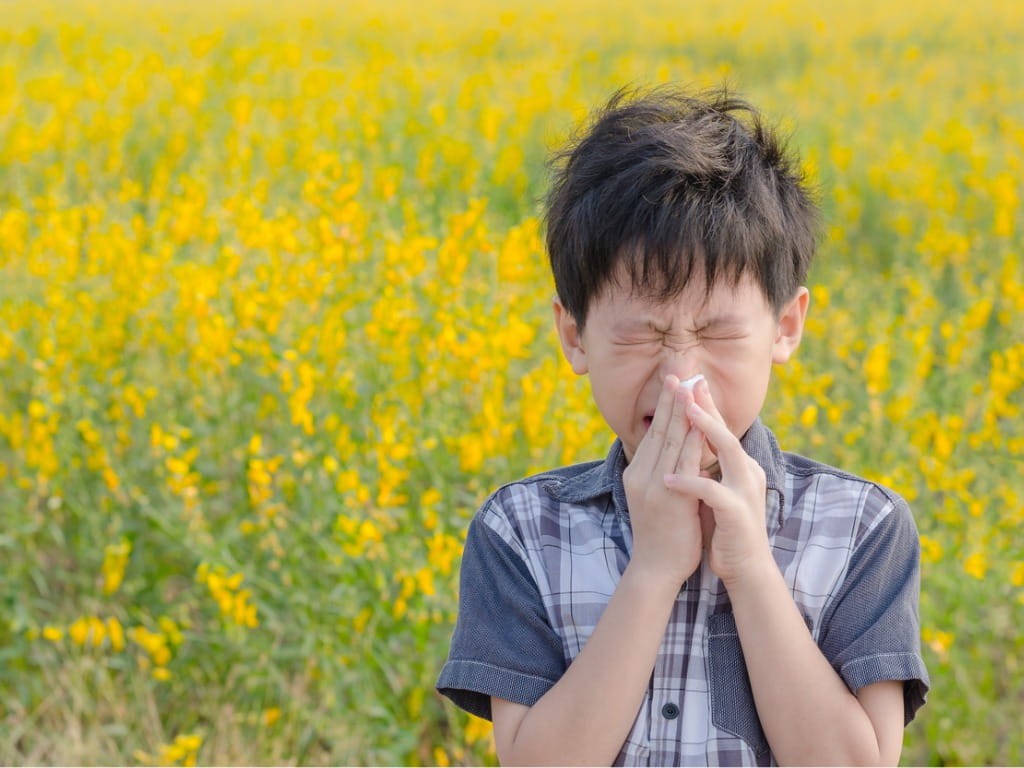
[663,472,733,511]
[692,377,723,474]
[675,416,703,477]
[635,374,677,468]
[686,399,745,479]
[657,383,692,475]
[694,376,727,427]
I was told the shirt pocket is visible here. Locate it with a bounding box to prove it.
[707,612,770,757]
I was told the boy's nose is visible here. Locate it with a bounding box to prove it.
[658,346,700,383]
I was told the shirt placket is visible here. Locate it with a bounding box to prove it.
[646,581,700,766]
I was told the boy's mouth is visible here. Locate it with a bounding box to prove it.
[642,414,654,430]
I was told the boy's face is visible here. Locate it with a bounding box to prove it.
[554,270,808,464]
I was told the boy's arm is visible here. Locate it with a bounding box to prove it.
[725,555,905,765]
[492,375,708,766]
[492,563,680,766]
[666,387,911,765]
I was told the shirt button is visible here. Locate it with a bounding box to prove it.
[661,702,680,720]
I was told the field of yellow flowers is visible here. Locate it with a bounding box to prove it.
[1,0,1021,764]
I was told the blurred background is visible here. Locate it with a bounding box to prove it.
[0,0,1021,764]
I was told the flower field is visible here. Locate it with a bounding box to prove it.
[1,0,1022,764]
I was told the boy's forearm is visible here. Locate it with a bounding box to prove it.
[498,564,679,766]
[725,558,895,766]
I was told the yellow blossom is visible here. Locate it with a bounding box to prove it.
[799,405,818,427]
[101,538,131,594]
[107,617,125,652]
[68,617,90,646]
[919,535,942,564]
[863,342,891,395]
[963,552,988,580]
[1011,562,1024,588]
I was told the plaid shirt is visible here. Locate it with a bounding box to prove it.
[437,419,929,766]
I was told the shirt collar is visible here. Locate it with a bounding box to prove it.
[543,438,629,515]
[543,418,788,527]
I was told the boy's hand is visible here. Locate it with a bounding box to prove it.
[622,375,705,589]
[663,379,774,586]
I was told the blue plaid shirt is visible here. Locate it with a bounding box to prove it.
[437,419,929,766]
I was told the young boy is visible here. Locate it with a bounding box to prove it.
[436,86,928,766]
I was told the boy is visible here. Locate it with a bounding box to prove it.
[436,87,928,766]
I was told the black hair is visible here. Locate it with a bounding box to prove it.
[544,85,819,325]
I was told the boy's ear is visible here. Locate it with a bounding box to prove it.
[553,296,589,375]
[771,286,809,364]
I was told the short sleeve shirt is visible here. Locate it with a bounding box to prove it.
[436,419,929,766]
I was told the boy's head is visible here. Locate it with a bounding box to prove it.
[545,86,819,460]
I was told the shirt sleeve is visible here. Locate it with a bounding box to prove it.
[817,493,930,724]
[436,507,567,721]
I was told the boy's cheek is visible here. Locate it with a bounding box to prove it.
[697,378,747,435]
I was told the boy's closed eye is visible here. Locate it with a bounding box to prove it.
[693,325,748,344]
[693,313,750,336]
[611,325,746,350]
[612,333,699,355]
[610,321,673,351]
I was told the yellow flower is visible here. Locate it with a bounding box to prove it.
[427,532,462,577]
[353,607,372,634]
[88,616,106,648]
[415,566,436,597]
[263,707,282,727]
[393,597,408,620]
[885,395,914,424]
[963,552,988,580]
[107,617,125,652]
[68,617,90,646]
[919,535,942,564]
[799,405,818,427]
[863,342,890,395]
[465,713,494,744]
[101,538,131,594]
[1011,562,1024,588]
[922,627,954,660]
[358,520,382,546]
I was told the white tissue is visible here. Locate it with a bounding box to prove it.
[679,373,705,391]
